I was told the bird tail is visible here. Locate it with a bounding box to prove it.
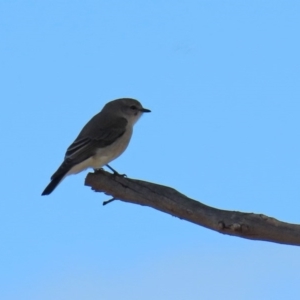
[41,161,72,196]
[41,173,66,196]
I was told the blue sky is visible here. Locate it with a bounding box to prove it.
[1,1,300,299]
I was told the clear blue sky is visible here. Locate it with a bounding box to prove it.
[1,1,300,299]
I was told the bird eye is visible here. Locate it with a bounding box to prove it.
[130,105,137,110]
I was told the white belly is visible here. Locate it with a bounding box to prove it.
[67,127,132,176]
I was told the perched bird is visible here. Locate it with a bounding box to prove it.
[41,98,151,195]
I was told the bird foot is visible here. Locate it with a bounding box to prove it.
[105,164,127,177]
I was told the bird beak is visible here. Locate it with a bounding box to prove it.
[140,108,151,113]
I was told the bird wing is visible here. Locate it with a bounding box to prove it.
[50,117,128,180]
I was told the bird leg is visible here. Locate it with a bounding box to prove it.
[105,164,127,177]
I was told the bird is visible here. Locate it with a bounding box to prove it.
[41,98,151,195]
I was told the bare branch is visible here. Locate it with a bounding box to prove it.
[85,170,300,246]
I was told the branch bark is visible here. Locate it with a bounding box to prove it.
[85,170,300,246]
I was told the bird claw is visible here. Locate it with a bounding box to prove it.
[114,172,127,178]
[105,164,127,177]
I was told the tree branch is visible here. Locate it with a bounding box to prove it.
[85,170,300,246]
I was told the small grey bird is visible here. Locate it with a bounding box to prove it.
[41,98,151,195]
